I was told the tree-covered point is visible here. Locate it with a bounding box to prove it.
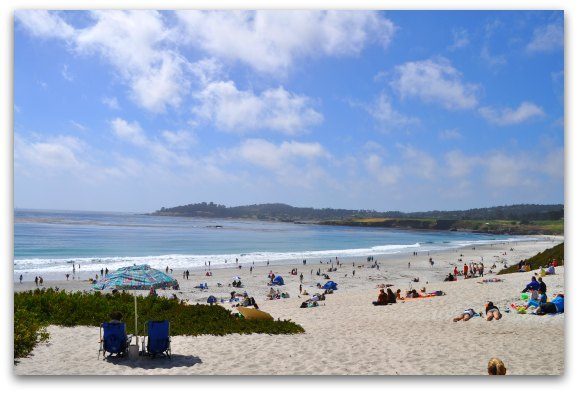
[152,202,564,222]
[14,289,304,360]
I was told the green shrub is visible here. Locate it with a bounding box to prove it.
[14,289,304,359]
[14,309,49,360]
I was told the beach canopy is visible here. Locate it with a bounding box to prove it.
[322,281,338,290]
[272,275,284,285]
[93,264,178,291]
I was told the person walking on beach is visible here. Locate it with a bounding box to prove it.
[353,270,356,277]
[66,274,69,281]
[300,273,304,283]
[100,268,104,277]
[105,267,109,276]
[186,270,190,280]
[39,276,43,286]
[479,263,484,277]
[34,276,38,286]
[166,266,169,273]
[408,262,411,269]
[19,274,23,284]
[73,265,76,275]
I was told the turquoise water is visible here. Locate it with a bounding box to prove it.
[14,209,524,275]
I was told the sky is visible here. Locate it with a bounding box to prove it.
[13,10,564,213]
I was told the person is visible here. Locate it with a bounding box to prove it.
[65,273,69,281]
[39,276,43,286]
[386,288,396,304]
[444,273,455,282]
[372,289,388,306]
[453,308,476,322]
[105,267,109,276]
[149,287,157,297]
[453,266,459,277]
[546,265,555,275]
[109,311,124,324]
[536,294,564,315]
[19,274,23,284]
[487,358,507,375]
[479,263,484,277]
[299,284,302,294]
[396,289,403,300]
[100,268,104,277]
[186,270,190,279]
[408,262,411,269]
[300,273,303,283]
[463,263,469,277]
[485,302,502,321]
[538,277,547,294]
[522,276,540,292]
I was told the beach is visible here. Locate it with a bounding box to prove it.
[14,237,564,375]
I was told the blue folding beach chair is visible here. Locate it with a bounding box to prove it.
[98,322,132,359]
[142,320,171,358]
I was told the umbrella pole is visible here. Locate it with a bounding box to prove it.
[134,294,138,346]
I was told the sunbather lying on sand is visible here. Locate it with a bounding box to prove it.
[453,308,477,322]
[485,302,502,321]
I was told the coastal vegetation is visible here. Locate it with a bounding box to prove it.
[498,242,564,275]
[14,289,304,360]
[152,202,564,235]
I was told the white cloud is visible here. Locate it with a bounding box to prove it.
[15,10,75,40]
[69,120,88,132]
[527,22,564,53]
[539,147,564,179]
[445,150,479,178]
[15,134,85,172]
[484,152,532,187]
[236,139,328,170]
[111,118,148,146]
[479,101,545,126]
[391,57,479,110]
[194,81,322,134]
[61,64,74,81]
[397,144,437,180]
[74,11,189,113]
[102,96,120,110]
[367,93,419,131]
[448,28,469,51]
[480,45,507,68]
[17,10,189,113]
[438,128,462,140]
[162,130,196,148]
[176,10,395,74]
[364,154,401,185]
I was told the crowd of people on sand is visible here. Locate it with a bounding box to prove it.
[444,261,486,281]
[453,269,564,322]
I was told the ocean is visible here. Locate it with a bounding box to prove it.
[14,209,528,278]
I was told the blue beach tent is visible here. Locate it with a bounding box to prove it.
[322,281,338,290]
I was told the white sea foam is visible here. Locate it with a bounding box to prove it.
[13,237,532,274]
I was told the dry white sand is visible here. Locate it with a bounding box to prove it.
[14,237,564,375]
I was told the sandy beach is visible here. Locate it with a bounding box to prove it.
[14,237,564,375]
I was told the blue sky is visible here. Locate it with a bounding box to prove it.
[14,10,564,213]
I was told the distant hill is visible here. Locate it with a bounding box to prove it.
[152,202,564,222]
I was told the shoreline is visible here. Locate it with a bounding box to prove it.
[13,234,561,282]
